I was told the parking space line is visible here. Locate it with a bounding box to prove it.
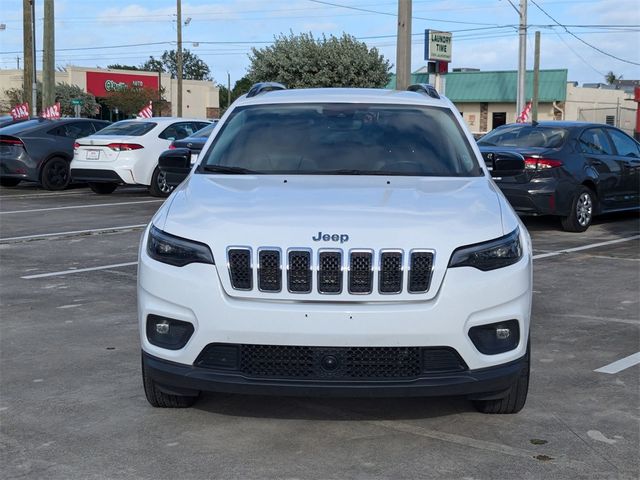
[594,352,640,374]
[532,235,640,260]
[0,191,89,199]
[0,199,163,214]
[0,224,146,242]
[21,262,138,279]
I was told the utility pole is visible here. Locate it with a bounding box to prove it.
[176,0,183,117]
[227,71,231,108]
[517,0,527,118]
[43,0,55,109]
[30,0,37,117]
[532,31,540,122]
[16,56,20,69]
[395,0,412,91]
[22,0,33,109]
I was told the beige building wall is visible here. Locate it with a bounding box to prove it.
[453,101,557,135]
[0,67,219,119]
[564,83,635,136]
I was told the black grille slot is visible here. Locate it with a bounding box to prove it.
[288,250,312,293]
[423,348,468,373]
[318,251,342,293]
[228,248,252,290]
[196,344,468,379]
[380,251,403,293]
[349,251,373,294]
[409,251,433,293]
[258,250,281,292]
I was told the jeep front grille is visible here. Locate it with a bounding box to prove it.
[227,248,434,295]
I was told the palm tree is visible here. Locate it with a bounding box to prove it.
[605,71,622,85]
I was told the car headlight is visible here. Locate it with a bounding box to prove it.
[448,228,522,271]
[147,225,214,267]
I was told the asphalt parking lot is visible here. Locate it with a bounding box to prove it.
[1,184,638,480]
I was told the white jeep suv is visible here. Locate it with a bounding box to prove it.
[138,83,533,414]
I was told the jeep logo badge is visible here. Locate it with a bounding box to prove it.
[312,231,349,243]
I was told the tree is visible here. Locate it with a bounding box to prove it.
[140,49,212,80]
[605,71,622,85]
[248,32,391,88]
[103,86,169,117]
[3,82,99,117]
[107,64,141,71]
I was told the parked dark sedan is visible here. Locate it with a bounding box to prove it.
[478,122,640,232]
[0,116,29,129]
[0,118,110,190]
[167,120,217,162]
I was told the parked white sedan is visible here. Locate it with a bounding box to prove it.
[71,117,210,196]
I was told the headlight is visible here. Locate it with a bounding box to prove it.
[448,228,522,271]
[147,225,214,267]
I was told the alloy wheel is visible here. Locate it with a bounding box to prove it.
[576,192,593,227]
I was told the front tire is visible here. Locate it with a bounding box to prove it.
[149,166,174,198]
[142,359,199,408]
[0,177,21,187]
[40,157,70,191]
[473,342,530,414]
[88,182,118,194]
[561,186,595,232]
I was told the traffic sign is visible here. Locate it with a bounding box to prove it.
[71,98,83,105]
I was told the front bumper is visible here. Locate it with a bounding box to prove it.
[143,350,527,399]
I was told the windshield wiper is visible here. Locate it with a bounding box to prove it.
[201,165,259,174]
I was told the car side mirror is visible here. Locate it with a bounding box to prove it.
[482,151,525,177]
[159,148,191,187]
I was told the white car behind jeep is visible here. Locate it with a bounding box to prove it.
[71,117,210,196]
[139,83,533,414]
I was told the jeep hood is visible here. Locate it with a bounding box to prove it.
[160,174,508,301]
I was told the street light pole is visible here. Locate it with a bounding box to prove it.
[30,0,37,117]
[517,0,527,118]
[176,0,183,117]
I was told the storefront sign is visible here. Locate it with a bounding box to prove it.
[424,30,452,62]
[86,71,159,97]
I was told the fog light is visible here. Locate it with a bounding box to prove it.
[146,314,194,350]
[468,320,519,355]
[155,320,170,335]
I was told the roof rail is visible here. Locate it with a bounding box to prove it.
[407,83,440,99]
[246,82,287,98]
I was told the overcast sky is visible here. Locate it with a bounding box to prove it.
[1,0,639,87]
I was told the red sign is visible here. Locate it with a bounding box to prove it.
[86,71,159,97]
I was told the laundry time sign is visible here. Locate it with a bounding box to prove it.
[424,30,452,62]
[86,71,159,97]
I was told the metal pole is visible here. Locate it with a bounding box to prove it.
[517,0,527,119]
[43,0,54,109]
[227,71,231,108]
[532,31,540,122]
[158,69,162,116]
[616,97,620,128]
[395,0,412,91]
[23,0,33,107]
[30,0,37,117]
[176,0,183,117]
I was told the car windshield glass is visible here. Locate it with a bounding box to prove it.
[190,123,216,139]
[478,125,569,148]
[0,119,50,135]
[199,103,480,176]
[96,121,157,136]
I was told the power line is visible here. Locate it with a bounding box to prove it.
[530,0,640,66]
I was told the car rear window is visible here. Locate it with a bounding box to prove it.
[199,103,481,176]
[191,123,216,139]
[96,121,157,136]
[478,125,568,148]
[0,119,50,135]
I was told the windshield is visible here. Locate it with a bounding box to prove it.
[478,125,568,148]
[190,122,216,139]
[199,103,481,176]
[96,121,157,136]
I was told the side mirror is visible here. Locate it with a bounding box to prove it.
[482,151,525,177]
[159,148,191,187]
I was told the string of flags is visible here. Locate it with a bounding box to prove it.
[137,101,153,119]
[10,102,30,120]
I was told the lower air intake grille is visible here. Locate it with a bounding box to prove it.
[409,251,433,293]
[228,248,252,290]
[318,251,342,293]
[288,250,312,293]
[195,344,468,379]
